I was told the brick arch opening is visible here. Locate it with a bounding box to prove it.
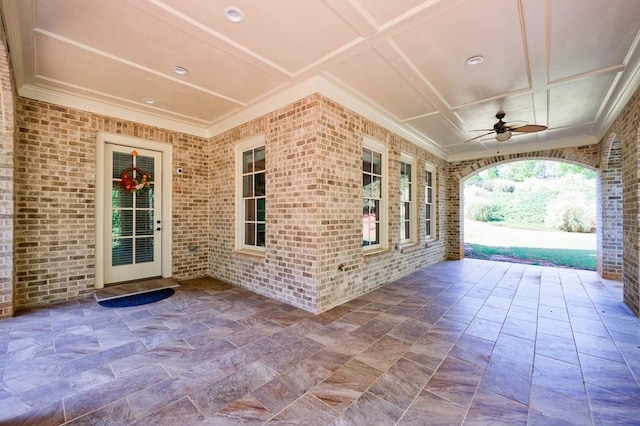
[447,146,602,267]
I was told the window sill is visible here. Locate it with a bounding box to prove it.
[363,247,388,256]
[233,248,266,259]
[398,242,417,250]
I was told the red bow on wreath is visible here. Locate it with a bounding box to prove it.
[121,167,152,193]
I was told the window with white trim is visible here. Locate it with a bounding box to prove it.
[400,154,416,244]
[425,164,436,240]
[236,135,266,252]
[362,138,387,251]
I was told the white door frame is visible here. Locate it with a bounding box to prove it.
[95,132,173,288]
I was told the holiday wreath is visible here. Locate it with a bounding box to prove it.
[120,167,152,193]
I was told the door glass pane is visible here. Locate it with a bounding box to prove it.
[112,184,133,208]
[136,156,154,175]
[112,238,133,266]
[136,237,154,263]
[136,210,154,236]
[113,210,133,237]
[137,187,154,209]
[113,152,133,178]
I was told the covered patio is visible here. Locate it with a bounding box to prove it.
[1,259,638,425]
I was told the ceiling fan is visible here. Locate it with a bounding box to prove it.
[465,111,547,143]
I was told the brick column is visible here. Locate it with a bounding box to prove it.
[0,26,14,318]
[597,135,623,279]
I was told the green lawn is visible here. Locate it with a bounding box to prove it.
[465,243,596,270]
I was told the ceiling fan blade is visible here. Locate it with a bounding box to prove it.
[464,131,495,143]
[511,124,547,133]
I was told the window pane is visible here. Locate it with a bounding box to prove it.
[136,237,154,263]
[426,219,432,237]
[245,199,255,221]
[426,171,432,187]
[255,172,265,196]
[372,151,382,175]
[403,221,410,241]
[257,224,266,247]
[243,175,253,198]
[404,202,410,220]
[372,176,381,198]
[362,148,372,173]
[427,187,432,203]
[245,223,255,245]
[362,174,372,197]
[254,147,265,171]
[257,198,266,221]
[243,150,253,173]
[426,208,431,220]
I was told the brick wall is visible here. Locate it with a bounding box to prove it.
[0,21,14,318]
[598,134,623,279]
[608,87,640,317]
[446,146,601,261]
[13,99,209,310]
[209,94,448,313]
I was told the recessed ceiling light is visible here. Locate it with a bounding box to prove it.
[172,66,189,76]
[465,55,484,66]
[224,6,244,23]
[142,98,155,105]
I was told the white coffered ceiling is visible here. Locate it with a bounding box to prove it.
[2,0,640,160]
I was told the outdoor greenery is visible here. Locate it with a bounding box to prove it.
[464,160,596,270]
[466,244,597,270]
[464,161,596,232]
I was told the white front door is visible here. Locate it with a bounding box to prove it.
[105,144,162,283]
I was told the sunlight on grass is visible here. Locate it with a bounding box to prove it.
[465,244,596,270]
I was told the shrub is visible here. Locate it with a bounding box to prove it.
[545,193,594,232]
[482,178,515,193]
[465,196,497,222]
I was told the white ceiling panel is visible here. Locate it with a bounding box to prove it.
[354,0,436,27]
[35,0,286,103]
[549,0,640,82]
[2,0,639,158]
[156,0,361,74]
[328,47,436,120]
[548,73,617,129]
[35,35,239,122]
[391,0,530,108]
[405,114,466,147]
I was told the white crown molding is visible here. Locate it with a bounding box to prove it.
[207,75,449,160]
[447,135,599,162]
[19,84,210,137]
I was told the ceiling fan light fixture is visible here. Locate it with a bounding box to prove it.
[465,55,484,65]
[172,66,189,76]
[495,131,511,142]
[224,6,245,23]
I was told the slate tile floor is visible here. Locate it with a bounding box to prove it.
[1,259,639,425]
